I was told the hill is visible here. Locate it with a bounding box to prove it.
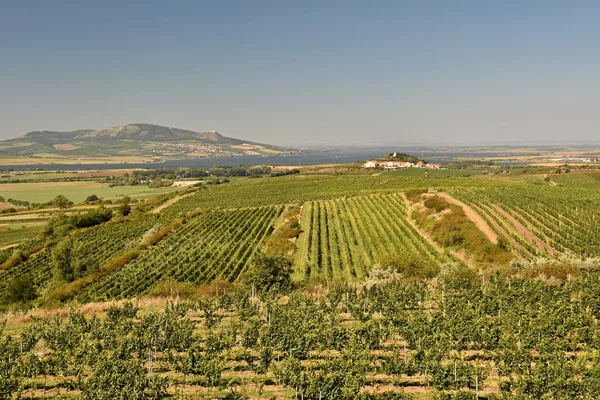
[2,171,600,398]
[0,123,289,163]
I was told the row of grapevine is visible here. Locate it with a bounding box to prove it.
[452,186,600,257]
[5,272,600,398]
[0,215,157,300]
[79,206,282,300]
[295,193,450,281]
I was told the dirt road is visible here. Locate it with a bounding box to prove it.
[150,193,194,214]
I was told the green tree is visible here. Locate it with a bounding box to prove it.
[118,196,132,216]
[244,255,293,297]
[53,195,73,209]
[52,238,76,282]
[3,275,37,304]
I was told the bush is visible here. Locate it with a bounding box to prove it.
[405,188,427,203]
[424,196,450,212]
[377,253,440,279]
[3,275,37,304]
[44,207,113,238]
[435,262,478,289]
[150,277,198,299]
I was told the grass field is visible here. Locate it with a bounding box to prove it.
[0,155,155,164]
[0,169,133,183]
[0,221,45,247]
[0,181,180,203]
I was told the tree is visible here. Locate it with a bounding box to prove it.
[3,275,37,303]
[118,196,132,216]
[244,255,293,297]
[85,194,99,203]
[52,238,76,282]
[53,195,73,209]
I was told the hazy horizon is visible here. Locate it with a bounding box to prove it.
[1,1,599,146]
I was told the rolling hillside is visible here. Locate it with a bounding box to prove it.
[0,123,289,163]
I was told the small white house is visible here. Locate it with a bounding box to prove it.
[364,160,380,168]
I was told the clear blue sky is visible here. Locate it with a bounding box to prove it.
[0,0,598,145]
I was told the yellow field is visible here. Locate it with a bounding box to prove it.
[0,181,178,203]
[0,155,155,165]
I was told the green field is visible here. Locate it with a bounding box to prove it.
[0,181,178,203]
[0,221,45,247]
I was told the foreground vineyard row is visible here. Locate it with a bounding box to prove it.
[4,275,600,399]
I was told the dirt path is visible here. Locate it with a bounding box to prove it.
[150,193,194,214]
[437,192,498,244]
[0,213,55,221]
[471,203,529,258]
[0,242,22,251]
[493,205,556,255]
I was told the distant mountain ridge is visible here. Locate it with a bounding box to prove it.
[1,123,288,162]
[22,123,250,145]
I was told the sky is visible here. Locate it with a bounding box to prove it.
[0,0,599,146]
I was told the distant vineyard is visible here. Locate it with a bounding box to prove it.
[158,174,488,215]
[294,193,451,281]
[79,206,282,301]
[0,216,156,300]
[452,186,600,257]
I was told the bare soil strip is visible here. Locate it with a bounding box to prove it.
[0,242,22,251]
[493,205,556,255]
[437,192,498,244]
[473,203,530,257]
[150,193,194,214]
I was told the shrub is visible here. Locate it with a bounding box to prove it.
[424,196,450,212]
[150,278,198,299]
[405,188,427,203]
[377,253,440,279]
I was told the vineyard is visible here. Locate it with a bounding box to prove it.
[1,172,600,397]
[451,185,600,257]
[78,206,282,301]
[294,194,452,281]
[4,273,600,399]
[4,175,600,306]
